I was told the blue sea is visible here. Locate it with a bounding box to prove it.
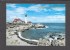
[21,23,65,40]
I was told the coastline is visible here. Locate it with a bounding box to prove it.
[6,28,37,46]
[17,31,38,45]
[6,27,65,46]
[6,23,65,46]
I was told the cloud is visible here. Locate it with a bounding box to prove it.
[27,15,65,23]
[6,10,26,22]
[6,4,65,23]
[6,15,25,22]
[6,4,16,8]
[7,4,48,13]
[6,8,65,23]
[6,7,27,17]
[27,4,47,12]
[6,4,27,22]
[52,7,65,11]
[6,4,48,22]
[16,7,26,14]
[6,10,65,23]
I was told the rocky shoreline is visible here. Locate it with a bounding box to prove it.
[17,31,65,46]
[6,28,36,46]
[6,27,65,46]
[6,23,65,46]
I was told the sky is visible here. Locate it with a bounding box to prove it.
[6,4,65,23]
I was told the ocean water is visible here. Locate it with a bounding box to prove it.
[21,23,65,40]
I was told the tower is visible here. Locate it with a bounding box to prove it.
[25,14,27,24]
